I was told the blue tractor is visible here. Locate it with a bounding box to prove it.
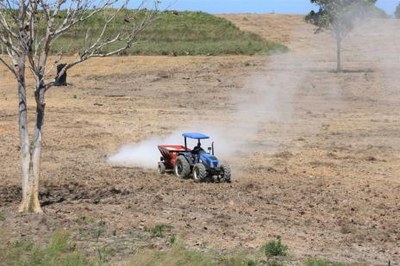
[158,133,231,183]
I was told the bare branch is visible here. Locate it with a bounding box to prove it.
[85,5,157,57]
[0,56,17,78]
[46,2,159,90]
[0,13,19,39]
[54,0,119,37]
[44,52,62,78]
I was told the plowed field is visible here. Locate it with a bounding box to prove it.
[0,15,399,264]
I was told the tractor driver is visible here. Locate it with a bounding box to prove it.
[192,142,204,163]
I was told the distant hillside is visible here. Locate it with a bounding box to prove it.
[51,10,288,56]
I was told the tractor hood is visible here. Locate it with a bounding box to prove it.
[200,153,219,169]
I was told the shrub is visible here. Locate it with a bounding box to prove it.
[264,238,288,258]
[150,223,171,238]
[169,235,177,245]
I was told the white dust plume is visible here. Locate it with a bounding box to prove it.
[108,132,181,168]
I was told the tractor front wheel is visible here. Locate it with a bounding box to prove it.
[219,164,231,183]
[193,163,207,183]
[174,156,190,179]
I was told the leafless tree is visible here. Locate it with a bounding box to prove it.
[0,0,158,213]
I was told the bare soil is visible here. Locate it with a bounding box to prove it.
[0,15,399,264]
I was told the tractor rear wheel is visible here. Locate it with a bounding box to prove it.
[174,156,190,179]
[220,164,231,183]
[193,163,207,183]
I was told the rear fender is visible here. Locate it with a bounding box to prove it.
[179,152,193,166]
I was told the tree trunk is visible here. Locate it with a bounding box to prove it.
[17,57,32,212]
[336,35,342,73]
[18,66,44,213]
[55,64,67,86]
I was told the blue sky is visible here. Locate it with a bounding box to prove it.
[160,0,398,15]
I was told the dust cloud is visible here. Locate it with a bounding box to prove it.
[108,131,182,168]
[351,18,400,90]
[108,11,400,169]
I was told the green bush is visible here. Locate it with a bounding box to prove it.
[264,238,288,258]
[150,223,172,238]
